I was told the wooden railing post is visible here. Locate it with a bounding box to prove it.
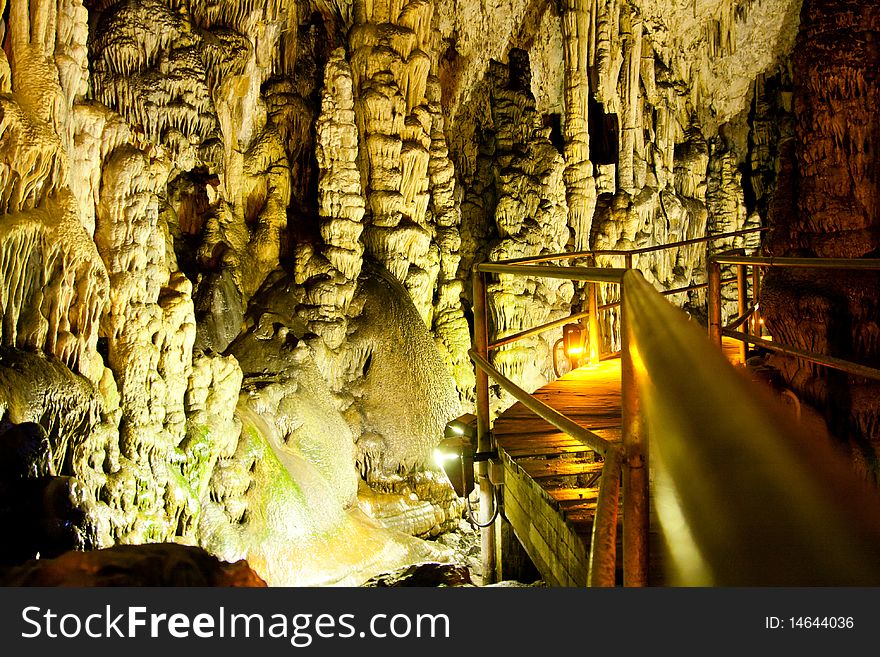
[472,268,497,584]
[620,275,648,586]
[587,282,600,365]
[708,259,722,348]
[736,264,748,364]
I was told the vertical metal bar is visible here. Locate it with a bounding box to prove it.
[708,259,722,348]
[472,269,497,584]
[751,265,761,336]
[620,277,648,586]
[588,282,600,365]
[625,253,633,270]
[588,446,622,586]
[736,264,748,364]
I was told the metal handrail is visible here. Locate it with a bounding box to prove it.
[472,230,766,586]
[708,255,880,380]
[587,444,623,586]
[476,262,627,282]
[490,310,591,351]
[624,270,880,585]
[724,302,758,331]
[723,329,880,382]
[494,226,766,266]
[715,254,880,270]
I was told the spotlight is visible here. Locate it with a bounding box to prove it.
[434,435,475,498]
[444,413,477,439]
[437,414,497,498]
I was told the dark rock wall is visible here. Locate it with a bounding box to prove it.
[763,0,880,478]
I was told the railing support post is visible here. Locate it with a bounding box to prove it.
[736,264,748,364]
[708,259,722,348]
[587,282,600,365]
[751,265,761,336]
[588,446,622,586]
[472,268,497,584]
[620,278,648,586]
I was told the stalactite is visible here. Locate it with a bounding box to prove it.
[296,48,366,352]
[351,0,443,325]
[617,7,642,194]
[485,51,572,402]
[560,0,596,251]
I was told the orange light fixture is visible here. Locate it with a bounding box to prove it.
[563,323,585,363]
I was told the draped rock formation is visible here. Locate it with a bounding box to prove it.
[0,0,864,586]
[762,0,880,479]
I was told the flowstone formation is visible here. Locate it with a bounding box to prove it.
[0,0,840,586]
[0,0,466,586]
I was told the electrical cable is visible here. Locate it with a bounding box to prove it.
[552,338,565,377]
[465,485,499,528]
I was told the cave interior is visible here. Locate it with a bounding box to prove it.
[0,0,878,587]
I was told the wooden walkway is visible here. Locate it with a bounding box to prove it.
[494,339,744,586]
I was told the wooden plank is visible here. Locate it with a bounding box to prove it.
[564,507,601,524]
[559,500,598,513]
[546,487,601,503]
[495,431,586,445]
[505,444,595,458]
[498,435,589,448]
[496,429,583,441]
[494,414,620,427]
[517,459,606,479]
[495,415,620,429]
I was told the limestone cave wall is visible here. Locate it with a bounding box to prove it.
[0,0,827,585]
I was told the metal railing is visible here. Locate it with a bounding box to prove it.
[625,270,880,585]
[470,231,880,586]
[471,264,638,586]
[470,228,763,586]
[708,254,880,382]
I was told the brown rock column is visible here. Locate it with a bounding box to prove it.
[762,0,880,478]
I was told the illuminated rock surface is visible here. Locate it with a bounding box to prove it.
[0,0,871,585]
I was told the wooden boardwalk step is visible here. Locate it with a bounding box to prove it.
[506,444,595,458]
[546,486,601,503]
[517,458,605,479]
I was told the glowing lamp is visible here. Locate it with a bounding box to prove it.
[434,435,475,498]
[563,323,585,363]
[444,413,477,438]
[437,414,496,498]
